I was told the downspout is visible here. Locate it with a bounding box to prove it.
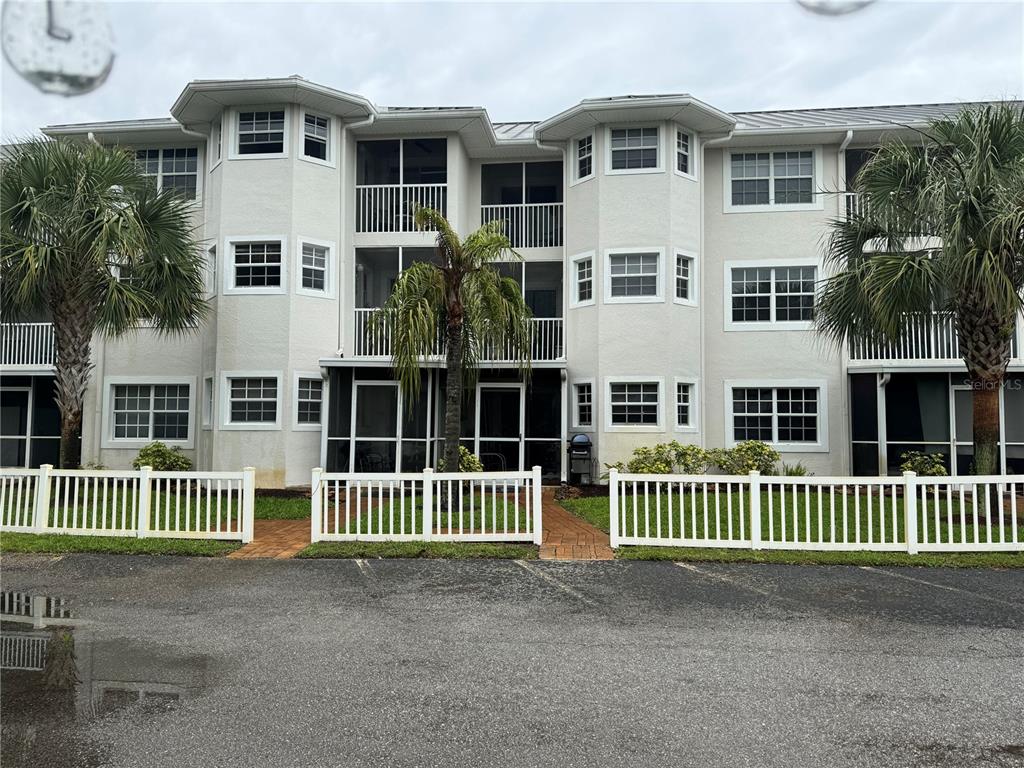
[835,129,854,473]
[698,129,734,451]
[340,111,376,357]
[536,137,568,483]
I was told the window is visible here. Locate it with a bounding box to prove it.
[237,110,285,155]
[300,242,327,291]
[576,135,593,180]
[233,242,282,289]
[136,148,198,200]
[112,384,189,441]
[215,118,222,161]
[676,130,691,175]
[575,383,593,428]
[303,113,329,161]
[608,251,660,300]
[675,254,693,302]
[731,386,820,445]
[202,377,213,428]
[228,378,277,424]
[729,150,815,208]
[610,382,659,426]
[296,378,322,425]
[610,127,658,171]
[572,254,594,306]
[729,264,817,326]
[676,383,693,428]
[205,246,217,296]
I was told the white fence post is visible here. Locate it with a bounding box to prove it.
[33,464,52,533]
[137,466,152,538]
[609,468,619,548]
[749,471,762,550]
[903,470,918,555]
[531,466,543,545]
[242,467,256,544]
[310,468,323,544]
[422,468,433,541]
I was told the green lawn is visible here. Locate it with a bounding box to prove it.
[254,494,310,520]
[0,532,239,557]
[298,541,537,559]
[562,491,1024,568]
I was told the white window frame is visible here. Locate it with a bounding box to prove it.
[571,133,594,185]
[571,378,595,430]
[673,249,698,307]
[300,112,335,168]
[570,251,596,308]
[101,376,196,450]
[674,128,696,181]
[295,236,336,298]
[135,146,203,203]
[723,146,824,213]
[221,371,283,431]
[605,124,663,176]
[673,378,698,433]
[229,106,289,160]
[604,376,664,433]
[604,247,664,304]
[723,379,829,452]
[205,245,217,298]
[202,376,214,430]
[723,258,820,331]
[293,371,324,431]
[223,235,287,296]
[209,115,223,173]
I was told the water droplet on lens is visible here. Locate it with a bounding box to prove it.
[796,0,876,15]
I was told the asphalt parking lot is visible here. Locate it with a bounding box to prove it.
[2,554,1022,768]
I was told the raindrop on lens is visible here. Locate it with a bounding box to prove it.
[1,0,115,96]
[795,0,876,15]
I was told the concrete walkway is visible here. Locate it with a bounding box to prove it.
[227,519,310,559]
[540,490,614,561]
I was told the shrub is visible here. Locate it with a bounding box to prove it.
[709,441,780,475]
[604,441,708,476]
[670,442,711,474]
[899,450,947,476]
[131,442,192,471]
[437,445,484,472]
[780,461,812,476]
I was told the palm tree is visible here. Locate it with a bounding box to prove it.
[817,103,1024,475]
[371,207,533,472]
[1,138,208,468]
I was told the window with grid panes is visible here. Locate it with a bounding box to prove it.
[112,384,189,440]
[229,378,277,423]
[675,254,692,300]
[676,383,693,428]
[610,127,658,170]
[301,243,327,291]
[730,150,814,207]
[135,148,198,200]
[575,383,592,427]
[609,252,659,297]
[676,130,691,174]
[233,242,282,288]
[576,257,593,302]
[576,135,593,179]
[238,110,285,154]
[296,378,322,424]
[610,382,659,425]
[303,114,329,160]
[731,387,819,444]
[731,266,816,324]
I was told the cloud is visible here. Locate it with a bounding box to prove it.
[2,0,1021,139]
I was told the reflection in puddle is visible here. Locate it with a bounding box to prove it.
[1,590,209,768]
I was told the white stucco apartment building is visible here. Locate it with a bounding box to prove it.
[2,77,1022,486]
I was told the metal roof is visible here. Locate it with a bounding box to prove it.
[732,101,1021,131]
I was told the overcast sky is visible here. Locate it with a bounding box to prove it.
[2,0,1022,138]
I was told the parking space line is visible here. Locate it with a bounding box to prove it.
[859,566,1024,609]
[355,559,382,597]
[514,560,597,607]
[673,562,779,599]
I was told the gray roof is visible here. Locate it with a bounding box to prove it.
[731,101,1020,131]
[492,122,537,141]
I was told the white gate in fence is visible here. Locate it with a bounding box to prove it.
[1,632,49,671]
[608,469,1024,554]
[0,465,255,543]
[311,467,543,544]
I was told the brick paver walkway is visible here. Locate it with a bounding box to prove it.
[540,489,614,561]
[228,519,310,559]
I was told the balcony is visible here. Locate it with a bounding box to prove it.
[847,312,1021,367]
[355,183,448,233]
[842,191,864,219]
[352,310,564,363]
[1,323,55,370]
[480,203,563,248]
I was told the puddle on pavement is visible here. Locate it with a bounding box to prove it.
[1,589,210,768]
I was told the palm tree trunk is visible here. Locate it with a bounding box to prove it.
[443,317,463,472]
[50,297,94,469]
[970,379,1002,475]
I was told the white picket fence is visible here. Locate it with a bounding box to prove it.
[0,465,254,542]
[608,469,1024,554]
[1,632,49,671]
[311,467,543,544]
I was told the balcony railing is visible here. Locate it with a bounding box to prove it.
[480,203,563,248]
[352,309,564,362]
[355,184,447,233]
[848,312,1020,365]
[1,323,55,369]
[842,191,865,219]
